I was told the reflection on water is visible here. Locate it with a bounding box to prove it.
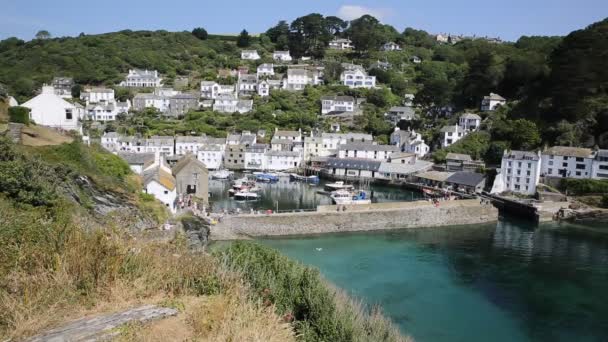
[208,175,424,212]
[261,218,608,342]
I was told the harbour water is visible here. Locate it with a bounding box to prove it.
[208,175,423,212]
[261,218,608,342]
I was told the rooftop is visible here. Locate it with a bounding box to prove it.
[143,167,176,190]
[415,171,454,182]
[325,157,382,172]
[339,143,399,152]
[543,146,594,158]
[446,171,486,187]
[504,150,540,161]
[172,154,208,175]
[446,153,473,162]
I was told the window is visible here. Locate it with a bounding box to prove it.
[562,163,568,167]
[518,162,522,167]
[576,171,581,176]
[576,157,584,162]
[163,190,168,194]
[527,163,532,168]
[576,164,585,170]
[600,165,608,170]
[65,109,73,120]
[563,156,568,160]
[548,160,554,166]
[527,171,531,176]
[548,168,553,174]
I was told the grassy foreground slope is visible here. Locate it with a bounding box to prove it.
[0,135,408,341]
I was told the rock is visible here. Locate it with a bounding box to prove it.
[25,305,178,342]
[181,215,210,251]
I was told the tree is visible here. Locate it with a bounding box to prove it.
[35,30,51,40]
[325,16,348,36]
[402,28,435,48]
[347,15,386,53]
[289,13,332,58]
[237,29,251,47]
[71,84,82,99]
[192,27,208,40]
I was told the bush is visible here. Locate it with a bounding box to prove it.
[561,179,608,195]
[8,106,29,125]
[217,241,408,342]
[602,195,608,208]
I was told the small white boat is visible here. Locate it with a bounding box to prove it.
[234,191,259,201]
[211,169,232,180]
[324,181,354,192]
[330,190,371,205]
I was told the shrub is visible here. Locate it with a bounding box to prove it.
[601,195,608,208]
[561,179,608,195]
[217,241,408,342]
[8,106,29,125]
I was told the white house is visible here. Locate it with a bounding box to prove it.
[481,93,506,111]
[238,74,258,95]
[265,151,302,171]
[283,68,322,90]
[213,94,252,114]
[459,113,482,131]
[385,106,417,125]
[143,164,177,214]
[120,69,162,88]
[175,136,207,155]
[390,127,430,158]
[146,136,175,155]
[322,132,373,151]
[592,150,608,179]
[273,51,292,62]
[244,144,269,170]
[440,125,467,147]
[329,38,353,50]
[118,152,156,175]
[492,150,542,195]
[133,93,170,113]
[410,56,422,64]
[257,64,274,77]
[200,81,235,99]
[81,87,115,104]
[341,69,376,89]
[21,85,83,132]
[321,95,355,115]
[258,80,270,97]
[241,50,261,60]
[337,143,399,161]
[541,146,595,179]
[85,103,119,121]
[382,42,402,51]
[197,139,226,170]
[101,132,121,151]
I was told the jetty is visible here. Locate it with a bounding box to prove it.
[209,199,498,239]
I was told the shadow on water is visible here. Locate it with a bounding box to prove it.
[260,218,608,342]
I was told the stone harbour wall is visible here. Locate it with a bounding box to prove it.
[211,199,498,239]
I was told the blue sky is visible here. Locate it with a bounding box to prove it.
[1,0,606,41]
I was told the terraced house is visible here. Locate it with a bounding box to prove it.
[120,69,163,87]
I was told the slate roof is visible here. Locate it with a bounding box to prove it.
[415,171,454,182]
[504,150,540,161]
[274,130,300,138]
[338,143,399,152]
[266,151,301,157]
[446,171,485,187]
[389,152,416,159]
[321,95,355,102]
[484,93,506,101]
[379,160,433,175]
[440,125,460,133]
[172,154,208,176]
[460,113,481,120]
[118,152,155,168]
[446,153,473,161]
[176,136,207,144]
[542,146,594,158]
[325,157,382,171]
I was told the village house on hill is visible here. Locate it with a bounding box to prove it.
[241,50,260,60]
[273,51,292,62]
[120,69,163,88]
[51,77,74,98]
[21,85,84,132]
[481,93,506,111]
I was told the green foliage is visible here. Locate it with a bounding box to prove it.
[601,195,608,208]
[491,118,541,150]
[237,29,251,48]
[560,179,608,195]
[289,13,333,58]
[191,27,208,40]
[217,241,406,342]
[8,106,30,125]
[433,131,492,163]
[35,30,51,40]
[348,15,387,52]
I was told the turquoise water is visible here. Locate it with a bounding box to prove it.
[261,219,608,342]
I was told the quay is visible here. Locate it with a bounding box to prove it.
[209,199,498,240]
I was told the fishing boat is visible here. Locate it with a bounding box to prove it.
[330,190,371,205]
[211,169,232,180]
[290,173,320,184]
[234,191,259,201]
[324,181,354,192]
[255,173,279,183]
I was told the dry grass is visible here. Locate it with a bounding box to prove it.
[20,124,73,146]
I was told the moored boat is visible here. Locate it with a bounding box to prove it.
[330,190,371,205]
[234,191,259,201]
[211,169,232,180]
[324,181,354,192]
[290,173,320,184]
